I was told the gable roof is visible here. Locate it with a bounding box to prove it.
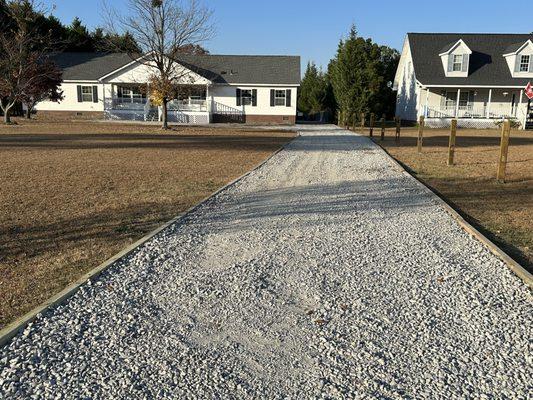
[52,52,301,85]
[438,39,472,56]
[407,33,533,86]
[503,39,533,56]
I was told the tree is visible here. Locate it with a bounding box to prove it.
[298,61,331,117]
[0,0,62,123]
[66,17,94,51]
[21,59,63,118]
[104,0,214,129]
[328,25,399,125]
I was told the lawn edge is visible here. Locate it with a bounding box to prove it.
[0,132,299,348]
[365,131,533,289]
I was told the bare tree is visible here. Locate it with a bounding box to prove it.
[0,0,63,124]
[103,0,214,129]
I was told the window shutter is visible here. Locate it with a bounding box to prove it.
[529,56,533,72]
[92,86,98,103]
[515,57,521,73]
[270,89,275,107]
[286,89,291,107]
[462,54,469,73]
[77,85,82,102]
[252,89,257,106]
[236,88,241,106]
[447,55,453,72]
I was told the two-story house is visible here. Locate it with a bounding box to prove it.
[394,33,533,129]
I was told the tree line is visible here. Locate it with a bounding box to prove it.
[299,26,400,124]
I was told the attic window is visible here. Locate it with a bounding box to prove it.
[220,71,227,75]
[452,54,463,72]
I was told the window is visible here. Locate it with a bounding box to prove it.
[519,55,530,72]
[274,90,286,106]
[117,86,146,103]
[240,89,252,106]
[452,54,463,72]
[81,86,93,102]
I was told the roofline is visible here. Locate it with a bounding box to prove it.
[408,32,533,36]
[63,79,100,83]
[419,83,529,89]
[213,82,300,87]
[97,52,153,81]
[503,39,533,56]
[438,39,472,56]
[61,80,300,86]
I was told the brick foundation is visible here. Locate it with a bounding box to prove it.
[34,110,105,120]
[244,115,296,125]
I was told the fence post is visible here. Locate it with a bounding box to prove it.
[380,114,386,141]
[360,112,365,133]
[497,119,511,183]
[369,113,375,137]
[395,117,401,143]
[447,119,457,166]
[417,116,425,153]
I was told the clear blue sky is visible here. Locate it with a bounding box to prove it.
[43,0,532,71]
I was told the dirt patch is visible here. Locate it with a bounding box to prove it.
[372,127,533,271]
[0,120,295,328]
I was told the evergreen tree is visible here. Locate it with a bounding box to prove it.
[66,17,94,51]
[298,61,336,120]
[328,25,399,124]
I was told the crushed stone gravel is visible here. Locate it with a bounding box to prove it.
[1,125,532,399]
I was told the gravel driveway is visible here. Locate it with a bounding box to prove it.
[1,125,531,399]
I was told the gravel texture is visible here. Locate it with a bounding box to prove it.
[1,125,532,399]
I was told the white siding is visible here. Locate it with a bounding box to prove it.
[34,82,104,112]
[394,37,419,121]
[210,85,297,116]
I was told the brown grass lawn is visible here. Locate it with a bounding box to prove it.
[0,120,296,328]
[372,127,533,272]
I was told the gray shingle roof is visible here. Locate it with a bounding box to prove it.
[408,33,533,87]
[52,52,301,85]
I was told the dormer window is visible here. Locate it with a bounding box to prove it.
[504,39,533,77]
[439,39,472,77]
[519,55,530,72]
[452,54,463,72]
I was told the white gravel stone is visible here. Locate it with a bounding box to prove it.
[0,125,531,399]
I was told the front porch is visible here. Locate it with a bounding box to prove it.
[420,87,532,129]
[103,83,211,124]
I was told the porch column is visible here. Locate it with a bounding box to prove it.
[486,89,492,118]
[102,82,106,112]
[424,88,429,117]
[455,88,461,117]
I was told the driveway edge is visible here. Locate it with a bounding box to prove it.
[0,134,298,348]
[369,134,533,289]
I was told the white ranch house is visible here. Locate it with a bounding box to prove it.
[34,52,300,124]
[394,33,533,129]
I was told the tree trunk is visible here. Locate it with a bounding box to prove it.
[161,98,169,130]
[3,111,11,124]
[26,106,32,119]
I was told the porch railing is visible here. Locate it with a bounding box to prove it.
[108,98,208,112]
[426,104,518,119]
[167,99,208,112]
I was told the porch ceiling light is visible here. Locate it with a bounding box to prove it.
[503,92,509,97]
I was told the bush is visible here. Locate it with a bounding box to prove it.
[494,119,521,129]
